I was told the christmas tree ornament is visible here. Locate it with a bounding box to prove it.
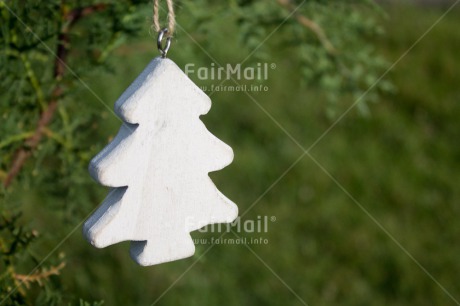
[83,1,238,266]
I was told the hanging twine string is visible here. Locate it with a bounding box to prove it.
[153,0,175,36]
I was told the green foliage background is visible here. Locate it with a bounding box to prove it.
[1,0,460,305]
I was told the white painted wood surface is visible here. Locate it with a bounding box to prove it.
[83,57,238,266]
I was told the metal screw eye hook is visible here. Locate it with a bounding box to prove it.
[157,28,171,58]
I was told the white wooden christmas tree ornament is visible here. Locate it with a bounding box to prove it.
[83,40,238,265]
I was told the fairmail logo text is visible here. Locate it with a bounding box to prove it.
[184,63,275,81]
[185,215,276,233]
